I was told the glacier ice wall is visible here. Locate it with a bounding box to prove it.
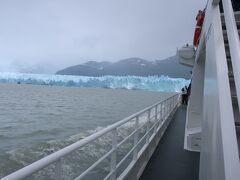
[0,72,190,92]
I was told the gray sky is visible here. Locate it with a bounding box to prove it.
[0,0,206,73]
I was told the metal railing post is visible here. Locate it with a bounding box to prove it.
[166,100,169,116]
[175,95,178,107]
[170,98,172,111]
[163,101,166,121]
[146,109,151,144]
[155,105,158,122]
[169,98,172,112]
[173,96,175,108]
[160,103,163,123]
[168,99,171,115]
[174,96,176,107]
[133,116,139,161]
[168,99,171,114]
[168,99,170,115]
[54,159,63,180]
[110,128,117,180]
[154,105,158,134]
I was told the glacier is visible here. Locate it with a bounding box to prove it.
[0,72,190,92]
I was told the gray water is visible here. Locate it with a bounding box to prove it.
[0,84,175,179]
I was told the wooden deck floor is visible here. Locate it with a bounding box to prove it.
[140,106,200,180]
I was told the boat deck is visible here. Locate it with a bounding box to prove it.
[140,106,200,180]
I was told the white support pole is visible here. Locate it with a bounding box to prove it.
[164,101,166,121]
[54,159,63,180]
[166,99,169,116]
[222,0,240,114]
[160,103,163,125]
[155,105,158,122]
[161,103,163,122]
[133,116,139,161]
[170,97,173,111]
[154,105,158,134]
[146,109,151,144]
[110,128,117,180]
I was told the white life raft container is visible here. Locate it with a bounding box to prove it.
[176,45,195,67]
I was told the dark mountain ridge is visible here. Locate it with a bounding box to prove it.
[56,56,192,79]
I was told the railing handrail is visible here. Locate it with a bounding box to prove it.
[2,93,179,180]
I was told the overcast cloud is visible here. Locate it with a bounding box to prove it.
[0,0,206,73]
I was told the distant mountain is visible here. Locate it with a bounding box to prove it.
[56,56,192,79]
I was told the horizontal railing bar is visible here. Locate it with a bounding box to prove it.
[116,160,135,180]
[103,168,115,180]
[149,115,158,122]
[118,118,155,146]
[132,129,149,152]
[110,117,166,178]
[140,102,176,148]
[116,129,137,149]
[117,107,168,149]
[138,121,149,130]
[137,104,175,148]
[149,114,168,140]
[145,118,161,142]
[114,117,164,177]
[138,116,170,165]
[116,143,136,170]
[74,148,114,180]
[104,138,140,180]
[2,94,179,180]
[116,115,159,150]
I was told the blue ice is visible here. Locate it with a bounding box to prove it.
[0,72,190,92]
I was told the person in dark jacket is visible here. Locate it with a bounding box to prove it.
[181,88,188,105]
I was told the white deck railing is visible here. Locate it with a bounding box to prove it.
[2,94,180,180]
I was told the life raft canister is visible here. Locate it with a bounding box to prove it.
[193,11,204,46]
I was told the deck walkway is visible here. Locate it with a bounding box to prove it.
[140,106,200,180]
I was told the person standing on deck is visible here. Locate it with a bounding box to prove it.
[181,88,188,105]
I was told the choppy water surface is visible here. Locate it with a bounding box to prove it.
[0,84,175,179]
